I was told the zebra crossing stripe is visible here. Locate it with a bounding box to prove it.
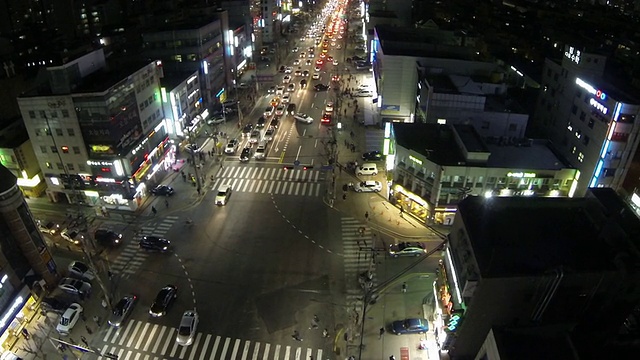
[252,341,261,360]
[151,326,166,353]
[187,333,203,360]
[160,328,174,355]
[219,337,231,358]
[262,343,270,360]
[198,334,211,360]
[230,338,241,358]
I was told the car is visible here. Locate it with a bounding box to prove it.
[60,229,82,245]
[270,118,280,129]
[56,303,83,335]
[242,123,253,136]
[41,297,70,314]
[314,65,322,72]
[108,294,137,327]
[58,277,92,297]
[294,113,314,124]
[337,44,342,49]
[37,220,59,235]
[308,52,314,58]
[149,285,178,317]
[67,261,95,281]
[214,184,232,205]
[206,114,225,124]
[350,55,366,62]
[353,181,383,193]
[292,47,299,52]
[284,67,293,74]
[269,97,280,106]
[249,130,261,144]
[362,150,383,161]
[287,83,296,92]
[274,105,285,116]
[184,143,200,154]
[299,52,306,58]
[312,73,321,80]
[333,60,339,66]
[267,85,276,93]
[316,58,324,65]
[139,236,171,252]
[300,79,308,88]
[276,86,285,95]
[388,242,427,257]
[283,75,292,83]
[150,185,174,196]
[224,139,240,154]
[305,59,312,66]
[264,126,276,141]
[239,147,252,162]
[256,116,266,128]
[322,48,328,53]
[325,101,334,113]
[390,318,429,335]
[321,112,332,124]
[294,70,302,77]
[293,59,300,66]
[263,106,275,117]
[332,75,340,82]
[302,70,310,77]
[354,90,373,97]
[314,83,330,91]
[176,310,199,346]
[287,103,297,115]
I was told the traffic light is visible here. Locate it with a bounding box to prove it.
[283,165,295,170]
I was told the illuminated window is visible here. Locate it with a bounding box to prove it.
[577,152,584,162]
[61,146,69,153]
[45,162,53,169]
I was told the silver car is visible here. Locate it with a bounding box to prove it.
[388,242,427,257]
[58,277,92,297]
[67,261,95,281]
[352,181,382,193]
[176,310,199,346]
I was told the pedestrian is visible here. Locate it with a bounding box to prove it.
[379,327,385,339]
[182,174,186,182]
[365,211,369,221]
[402,282,407,293]
[80,336,88,347]
[399,206,404,217]
[107,270,113,279]
[151,206,157,215]
[343,193,347,200]
[292,330,303,341]
[164,199,169,208]
[85,325,93,335]
[323,328,329,338]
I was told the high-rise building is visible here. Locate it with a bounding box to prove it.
[0,163,60,351]
[17,49,172,210]
[532,45,640,196]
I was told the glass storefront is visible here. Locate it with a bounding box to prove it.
[390,184,429,223]
[0,287,36,356]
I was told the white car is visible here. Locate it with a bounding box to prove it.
[283,75,292,83]
[67,261,95,281]
[314,66,321,72]
[176,310,199,346]
[354,90,373,97]
[264,126,276,141]
[37,220,59,235]
[294,113,314,124]
[58,277,92,297]
[56,303,83,335]
[312,73,321,80]
[284,67,293,74]
[275,105,285,116]
[325,101,334,113]
[224,139,239,154]
[60,229,82,245]
[276,86,285,95]
[353,181,383,193]
[333,60,339,66]
[282,94,291,103]
[215,184,232,205]
[249,130,261,144]
[287,83,296,92]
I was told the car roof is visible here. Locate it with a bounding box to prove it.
[218,184,231,192]
[363,181,379,186]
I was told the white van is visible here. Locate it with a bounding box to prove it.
[357,163,378,176]
[254,141,267,160]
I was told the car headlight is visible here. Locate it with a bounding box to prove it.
[163,246,168,250]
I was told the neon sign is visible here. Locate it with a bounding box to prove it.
[576,78,607,100]
[590,98,608,115]
[507,172,536,178]
[564,46,581,65]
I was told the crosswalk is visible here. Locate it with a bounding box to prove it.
[211,166,325,197]
[341,217,377,313]
[97,320,325,360]
[111,216,179,276]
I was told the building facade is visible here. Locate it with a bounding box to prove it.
[389,123,578,225]
[533,45,640,196]
[17,49,173,210]
[0,164,60,356]
[0,120,46,198]
[159,71,207,140]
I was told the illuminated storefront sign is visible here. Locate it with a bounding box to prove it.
[507,172,536,178]
[87,160,114,166]
[0,296,25,329]
[576,78,607,100]
[409,155,423,165]
[590,98,608,114]
[564,46,581,65]
[90,145,115,154]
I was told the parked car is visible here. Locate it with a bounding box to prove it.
[58,278,92,297]
[150,185,174,196]
[390,318,429,335]
[362,150,383,161]
[108,294,137,327]
[94,230,121,248]
[206,115,225,125]
[352,181,382,193]
[149,285,178,317]
[56,303,83,335]
[37,220,59,235]
[41,297,70,314]
[388,242,427,257]
[67,261,95,281]
[60,229,82,245]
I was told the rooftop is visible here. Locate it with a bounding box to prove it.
[374,24,475,60]
[457,193,634,277]
[393,123,466,166]
[486,140,571,170]
[160,71,197,91]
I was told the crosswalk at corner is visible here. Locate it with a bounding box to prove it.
[341,217,377,312]
[211,165,325,197]
[111,216,179,277]
[96,319,325,360]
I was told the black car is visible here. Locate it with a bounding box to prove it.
[314,83,330,91]
[300,79,307,88]
[139,236,171,252]
[362,151,383,161]
[287,103,297,115]
[242,123,253,136]
[256,116,266,128]
[184,143,200,154]
[149,285,178,317]
[94,229,122,246]
[239,147,251,162]
[350,55,366,62]
[150,185,174,196]
[41,297,70,314]
[270,118,280,129]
